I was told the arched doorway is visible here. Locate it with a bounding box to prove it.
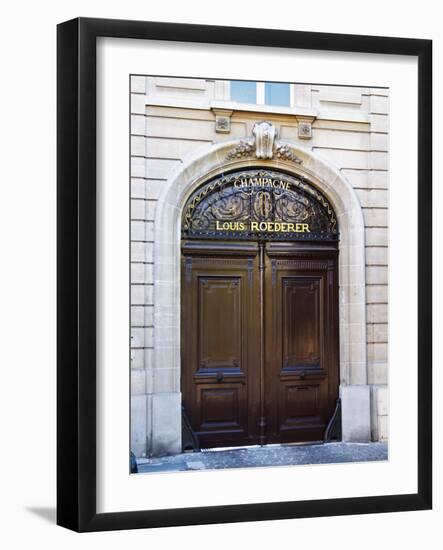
[150,135,369,457]
[180,168,339,448]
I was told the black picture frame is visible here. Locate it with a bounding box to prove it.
[57,17,432,532]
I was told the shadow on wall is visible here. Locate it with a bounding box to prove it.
[25,507,56,524]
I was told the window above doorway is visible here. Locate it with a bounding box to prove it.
[230,81,291,107]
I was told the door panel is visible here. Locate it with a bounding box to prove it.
[282,277,322,370]
[265,243,339,444]
[280,382,322,432]
[198,277,242,371]
[198,384,245,431]
[181,242,260,448]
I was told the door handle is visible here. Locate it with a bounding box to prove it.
[300,371,306,380]
[216,373,224,382]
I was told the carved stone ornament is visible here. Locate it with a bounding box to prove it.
[275,143,302,164]
[225,140,255,160]
[212,108,233,134]
[225,121,302,163]
[252,121,277,159]
[297,121,312,139]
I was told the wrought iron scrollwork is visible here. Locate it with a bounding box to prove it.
[182,169,338,241]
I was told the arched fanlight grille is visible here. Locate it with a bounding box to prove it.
[182,169,338,241]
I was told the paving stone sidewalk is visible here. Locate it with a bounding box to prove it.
[137,441,388,474]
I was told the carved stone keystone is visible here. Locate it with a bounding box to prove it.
[252,121,277,159]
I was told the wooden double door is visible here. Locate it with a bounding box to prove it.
[181,239,339,449]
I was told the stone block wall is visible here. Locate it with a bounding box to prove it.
[130,76,389,456]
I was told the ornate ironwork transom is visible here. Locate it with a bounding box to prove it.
[182,169,338,241]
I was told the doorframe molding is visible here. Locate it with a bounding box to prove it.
[150,139,368,456]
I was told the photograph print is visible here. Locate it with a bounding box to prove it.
[129,75,389,474]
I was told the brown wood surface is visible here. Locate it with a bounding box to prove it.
[181,240,339,448]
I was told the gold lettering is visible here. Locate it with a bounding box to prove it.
[215,220,249,231]
[215,213,310,233]
[215,219,311,233]
[229,177,296,190]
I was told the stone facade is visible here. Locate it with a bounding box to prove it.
[130,76,389,457]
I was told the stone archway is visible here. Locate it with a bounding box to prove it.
[150,133,370,457]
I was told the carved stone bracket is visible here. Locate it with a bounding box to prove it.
[295,115,316,140]
[225,121,302,164]
[212,108,233,134]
